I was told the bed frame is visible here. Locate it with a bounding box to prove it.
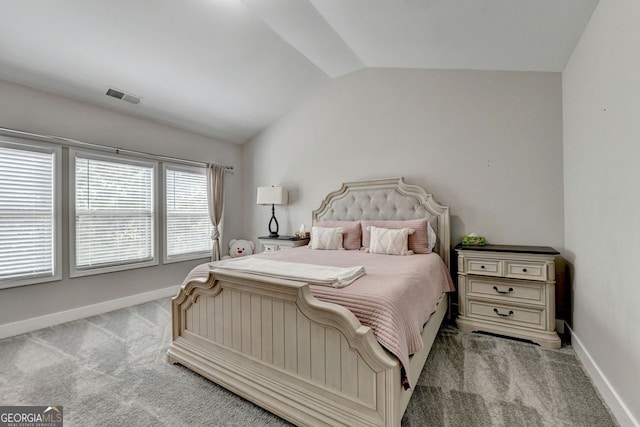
[167,177,451,426]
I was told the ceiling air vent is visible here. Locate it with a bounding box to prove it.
[105,87,141,105]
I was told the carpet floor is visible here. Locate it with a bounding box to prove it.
[0,298,617,426]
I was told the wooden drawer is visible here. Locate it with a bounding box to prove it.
[467,299,546,330]
[466,277,545,306]
[464,257,502,277]
[504,260,547,281]
[259,238,309,253]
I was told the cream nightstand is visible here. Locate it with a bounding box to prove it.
[455,244,561,349]
[258,236,309,253]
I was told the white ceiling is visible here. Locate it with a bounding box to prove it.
[0,0,598,144]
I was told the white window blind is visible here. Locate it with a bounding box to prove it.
[74,153,156,272]
[0,143,58,286]
[165,165,212,260]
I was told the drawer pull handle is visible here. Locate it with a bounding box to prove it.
[493,286,514,295]
[522,268,528,272]
[480,265,485,269]
[493,308,514,318]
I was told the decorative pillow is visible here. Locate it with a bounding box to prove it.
[366,226,414,256]
[427,221,437,251]
[313,220,361,250]
[361,219,433,254]
[309,226,344,250]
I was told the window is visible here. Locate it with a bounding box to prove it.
[164,164,212,262]
[0,139,61,288]
[70,151,157,276]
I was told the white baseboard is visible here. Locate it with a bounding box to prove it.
[568,325,639,427]
[0,285,180,340]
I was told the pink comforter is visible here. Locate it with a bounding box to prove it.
[182,248,455,387]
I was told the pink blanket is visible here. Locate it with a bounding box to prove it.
[182,248,455,387]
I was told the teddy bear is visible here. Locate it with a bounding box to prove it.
[224,239,255,259]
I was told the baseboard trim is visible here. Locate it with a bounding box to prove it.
[567,324,639,427]
[0,285,180,340]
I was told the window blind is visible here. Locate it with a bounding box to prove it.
[165,166,212,259]
[0,145,56,282]
[75,155,155,270]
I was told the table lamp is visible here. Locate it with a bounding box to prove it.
[256,186,288,238]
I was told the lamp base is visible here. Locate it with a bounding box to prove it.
[268,204,279,238]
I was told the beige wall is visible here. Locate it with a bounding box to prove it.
[563,0,640,424]
[0,79,242,325]
[243,68,564,252]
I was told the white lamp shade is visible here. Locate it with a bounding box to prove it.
[257,186,288,205]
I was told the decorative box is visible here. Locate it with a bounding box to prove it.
[461,235,486,246]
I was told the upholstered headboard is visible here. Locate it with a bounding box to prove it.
[312,177,451,268]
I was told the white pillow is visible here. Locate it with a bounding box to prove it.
[310,226,344,250]
[366,226,414,256]
[428,222,437,251]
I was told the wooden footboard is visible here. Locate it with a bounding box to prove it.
[168,268,421,426]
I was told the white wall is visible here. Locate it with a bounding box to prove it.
[243,68,564,252]
[563,0,640,424]
[0,79,242,326]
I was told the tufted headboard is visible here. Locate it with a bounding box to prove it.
[312,177,451,268]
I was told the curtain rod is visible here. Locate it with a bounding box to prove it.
[0,126,234,171]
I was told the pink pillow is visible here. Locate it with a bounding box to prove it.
[361,219,430,254]
[313,220,361,250]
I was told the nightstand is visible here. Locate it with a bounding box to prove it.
[258,236,309,253]
[455,244,561,349]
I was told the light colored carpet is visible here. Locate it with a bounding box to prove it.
[0,299,617,426]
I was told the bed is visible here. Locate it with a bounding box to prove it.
[167,177,453,426]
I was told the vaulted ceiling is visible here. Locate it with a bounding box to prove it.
[0,0,598,144]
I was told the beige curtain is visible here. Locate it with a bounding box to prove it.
[206,164,225,261]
